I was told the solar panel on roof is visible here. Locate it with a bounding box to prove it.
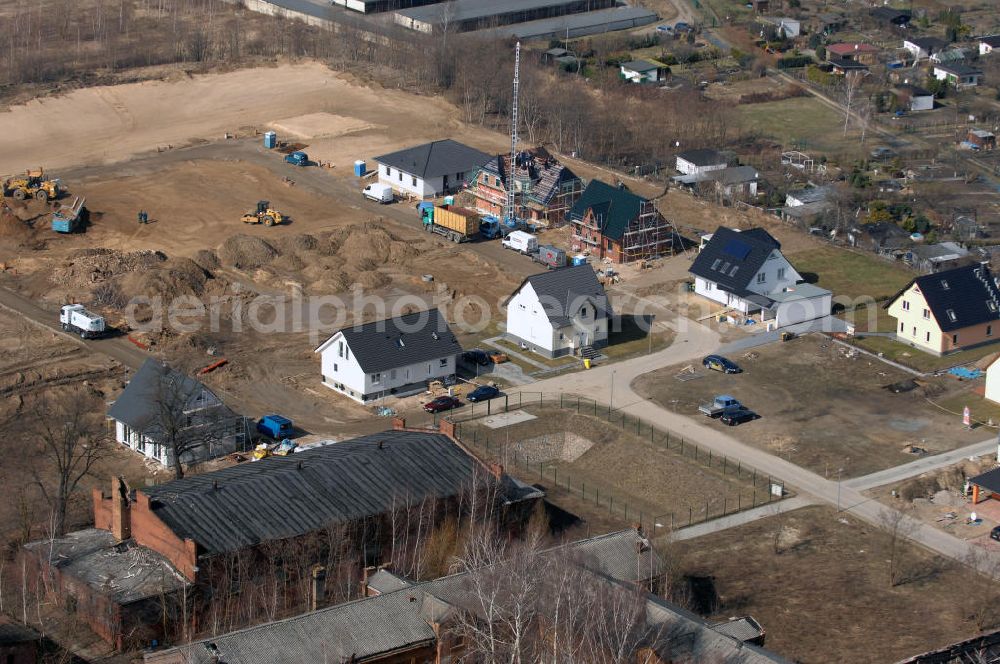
[723,239,751,260]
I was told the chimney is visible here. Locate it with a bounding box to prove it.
[110,476,131,541]
[487,462,504,480]
[310,565,327,612]
[391,416,406,430]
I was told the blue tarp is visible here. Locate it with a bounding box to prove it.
[948,367,982,379]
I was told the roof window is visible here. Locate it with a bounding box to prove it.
[941,279,949,290]
[946,309,957,322]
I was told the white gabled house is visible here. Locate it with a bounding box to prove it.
[675,149,727,176]
[373,139,491,199]
[107,359,249,468]
[315,308,463,403]
[689,226,832,328]
[504,265,612,358]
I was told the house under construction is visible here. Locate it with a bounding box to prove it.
[470,146,583,227]
[568,179,675,263]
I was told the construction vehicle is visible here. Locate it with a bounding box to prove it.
[60,304,106,339]
[4,168,60,201]
[241,200,284,226]
[284,151,308,167]
[419,203,480,243]
[479,215,503,240]
[257,414,293,439]
[51,197,86,233]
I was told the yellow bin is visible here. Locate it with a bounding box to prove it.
[583,358,592,369]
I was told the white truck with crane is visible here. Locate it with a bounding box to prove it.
[60,304,106,339]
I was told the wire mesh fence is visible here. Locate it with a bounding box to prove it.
[449,392,787,539]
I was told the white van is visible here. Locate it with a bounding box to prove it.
[502,230,538,255]
[363,183,394,204]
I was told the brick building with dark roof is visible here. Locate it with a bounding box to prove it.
[23,425,542,651]
[469,146,583,226]
[568,179,674,263]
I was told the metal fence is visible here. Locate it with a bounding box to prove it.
[449,392,787,539]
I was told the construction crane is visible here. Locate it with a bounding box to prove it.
[503,42,522,231]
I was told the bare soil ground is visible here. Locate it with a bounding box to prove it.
[633,334,987,478]
[675,505,993,664]
[459,407,764,530]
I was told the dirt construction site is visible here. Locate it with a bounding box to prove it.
[0,60,850,450]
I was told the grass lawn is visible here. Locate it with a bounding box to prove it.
[736,97,856,153]
[930,390,1000,427]
[788,246,913,301]
[854,335,1000,373]
[674,505,992,663]
[603,314,676,360]
[492,339,579,369]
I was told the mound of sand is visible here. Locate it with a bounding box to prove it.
[0,209,29,240]
[120,257,212,299]
[191,249,220,272]
[218,234,277,270]
[272,233,318,255]
[356,270,390,290]
[52,249,166,289]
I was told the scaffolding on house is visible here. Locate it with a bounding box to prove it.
[619,201,677,263]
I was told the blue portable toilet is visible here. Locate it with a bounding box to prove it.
[444,195,454,206]
[572,255,588,267]
[354,160,366,177]
[263,131,277,149]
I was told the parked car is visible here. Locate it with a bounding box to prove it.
[870,147,895,159]
[720,408,760,426]
[467,385,502,402]
[423,396,462,413]
[703,355,742,374]
[674,21,689,31]
[699,395,744,418]
[991,525,1000,542]
[463,349,491,366]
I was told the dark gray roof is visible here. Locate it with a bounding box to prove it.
[708,165,759,185]
[970,466,1000,493]
[374,139,490,179]
[319,308,463,374]
[935,62,983,76]
[689,226,781,297]
[677,148,726,167]
[0,617,39,646]
[23,529,188,604]
[149,529,789,664]
[907,36,946,51]
[711,616,765,642]
[787,186,832,204]
[141,431,485,554]
[982,35,1000,48]
[887,264,1000,332]
[396,0,583,24]
[563,529,663,583]
[895,83,933,97]
[509,265,611,327]
[621,59,660,72]
[479,5,657,40]
[107,359,230,441]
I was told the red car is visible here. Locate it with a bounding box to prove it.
[423,396,462,413]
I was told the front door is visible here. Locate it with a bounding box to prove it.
[442,174,450,191]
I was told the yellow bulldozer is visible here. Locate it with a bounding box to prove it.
[3,168,60,202]
[241,200,283,227]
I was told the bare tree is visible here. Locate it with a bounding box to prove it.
[879,506,916,587]
[28,391,110,537]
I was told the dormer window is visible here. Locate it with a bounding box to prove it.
[729,265,739,277]
[941,279,949,290]
[946,309,957,322]
[711,259,722,270]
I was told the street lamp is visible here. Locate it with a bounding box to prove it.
[610,369,616,412]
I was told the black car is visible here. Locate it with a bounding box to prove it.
[467,385,502,402]
[991,526,1000,542]
[463,349,491,366]
[703,354,742,374]
[720,408,760,426]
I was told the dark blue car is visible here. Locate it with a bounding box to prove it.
[467,385,502,402]
[703,355,742,374]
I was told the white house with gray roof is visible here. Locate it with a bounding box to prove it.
[504,264,611,358]
[315,308,462,403]
[107,359,248,467]
[373,139,491,199]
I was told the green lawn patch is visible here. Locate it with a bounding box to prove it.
[854,335,1000,373]
[736,97,854,152]
[788,246,913,301]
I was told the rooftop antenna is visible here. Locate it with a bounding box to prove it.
[505,41,521,226]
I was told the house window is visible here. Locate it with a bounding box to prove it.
[440,358,448,367]
[912,326,916,337]
[922,309,930,320]
[338,341,344,358]
[386,167,391,177]
[946,309,957,322]
[457,171,465,181]
[398,171,403,182]
[606,239,612,250]
[757,272,766,284]
[372,372,381,385]
[412,176,417,186]
[941,279,950,290]
[900,322,904,332]
[496,177,501,186]
[989,325,994,337]
[333,363,338,373]
[902,300,910,311]
[581,306,589,318]
[926,331,930,342]
[390,369,397,380]
[711,259,722,270]
[953,334,959,344]
[777,267,786,280]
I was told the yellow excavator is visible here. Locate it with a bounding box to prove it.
[3,168,60,201]
[240,200,284,227]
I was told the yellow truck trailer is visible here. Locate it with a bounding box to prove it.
[419,204,480,243]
